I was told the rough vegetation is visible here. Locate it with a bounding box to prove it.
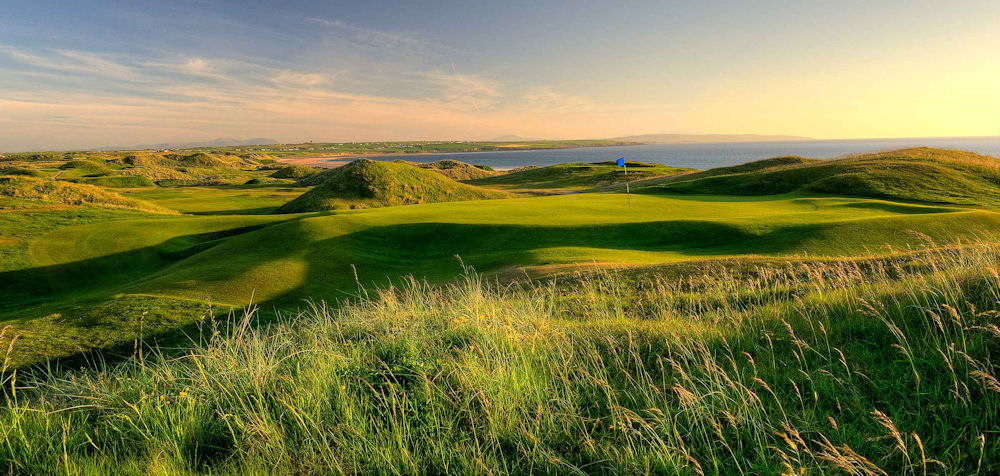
[3,146,1000,474]
[3,246,1000,474]
[0,167,48,177]
[469,160,691,191]
[269,164,320,179]
[277,159,510,212]
[412,159,500,180]
[78,175,156,188]
[57,158,113,179]
[0,176,173,213]
[644,147,1000,206]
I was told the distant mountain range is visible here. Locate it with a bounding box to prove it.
[610,133,811,144]
[94,138,278,151]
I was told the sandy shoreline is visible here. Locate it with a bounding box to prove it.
[273,144,633,169]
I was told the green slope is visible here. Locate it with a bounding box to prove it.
[277,159,510,212]
[468,161,691,192]
[0,176,173,213]
[56,158,113,179]
[269,164,320,179]
[411,159,499,180]
[77,175,155,188]
[23,193,992,307]
[0,167,49,178]
[640,147,1000,206]
[4,190,1000,363]
[120,184,308,215]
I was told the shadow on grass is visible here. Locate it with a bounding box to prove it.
[1,204,988,370]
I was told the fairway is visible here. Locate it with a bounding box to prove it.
[22,191,991,312]
[5,3,1000,471]
[119,184,309,214]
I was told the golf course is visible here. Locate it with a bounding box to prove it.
[2,145,1000,474]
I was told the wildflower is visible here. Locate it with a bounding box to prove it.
[340,385,346,391]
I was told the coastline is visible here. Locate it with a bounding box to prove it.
[275,143,643,168]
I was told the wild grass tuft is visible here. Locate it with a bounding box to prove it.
[2,243,1000,474]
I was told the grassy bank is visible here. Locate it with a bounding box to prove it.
[3,243,1000,474]
[7,190,1000,365]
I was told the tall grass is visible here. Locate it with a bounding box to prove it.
[2,244,1000,474]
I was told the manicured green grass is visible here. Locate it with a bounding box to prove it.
[0,209,295,364]
[120,184,309,215]
[3,246,999,474]
[3,147,1000,473]
[6,188,999,364]
[468,161,692,192]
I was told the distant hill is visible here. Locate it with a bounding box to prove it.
[639,147,1000,207]
[467,161,692,192]
[277,159,510,213]
[611,133,810,144]
[94,138,278,151]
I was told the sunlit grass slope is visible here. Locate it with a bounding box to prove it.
[468,160,692,192]
[410,159,499,180]
[120,184,310,215]
[0,176,173,214]
[3,246,1000,474]
[77,175,155,188]
[269,164,320,179]
[277,159,510,212]
[639,147,1000,206]
[9,190,995,364]
[26,192,997,314]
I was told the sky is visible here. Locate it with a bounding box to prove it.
[0,1,998,151]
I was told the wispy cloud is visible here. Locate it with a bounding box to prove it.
[0,18,662,150]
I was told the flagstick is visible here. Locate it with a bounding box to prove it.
[624,162,630,209]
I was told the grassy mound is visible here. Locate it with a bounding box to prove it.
[0,167,48,177]
[120,152,251,168]
[3,248,1000,473]
[270,164,320,179]
[57,159,112,178]
[647,148,1000,206]
[414,159,499,180]
[468,160,691,191]
[277,159,510,213]
[0,176,173,213]
[78,175,155,188]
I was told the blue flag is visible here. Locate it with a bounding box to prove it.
[616,157,625,167]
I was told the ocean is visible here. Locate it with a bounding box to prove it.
[361,136,1000,171]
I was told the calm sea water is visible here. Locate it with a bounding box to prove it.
[361,137,1000,170]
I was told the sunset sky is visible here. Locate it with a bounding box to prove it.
[1,1,998,151]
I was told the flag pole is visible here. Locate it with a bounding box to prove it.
[625,161,630,209]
